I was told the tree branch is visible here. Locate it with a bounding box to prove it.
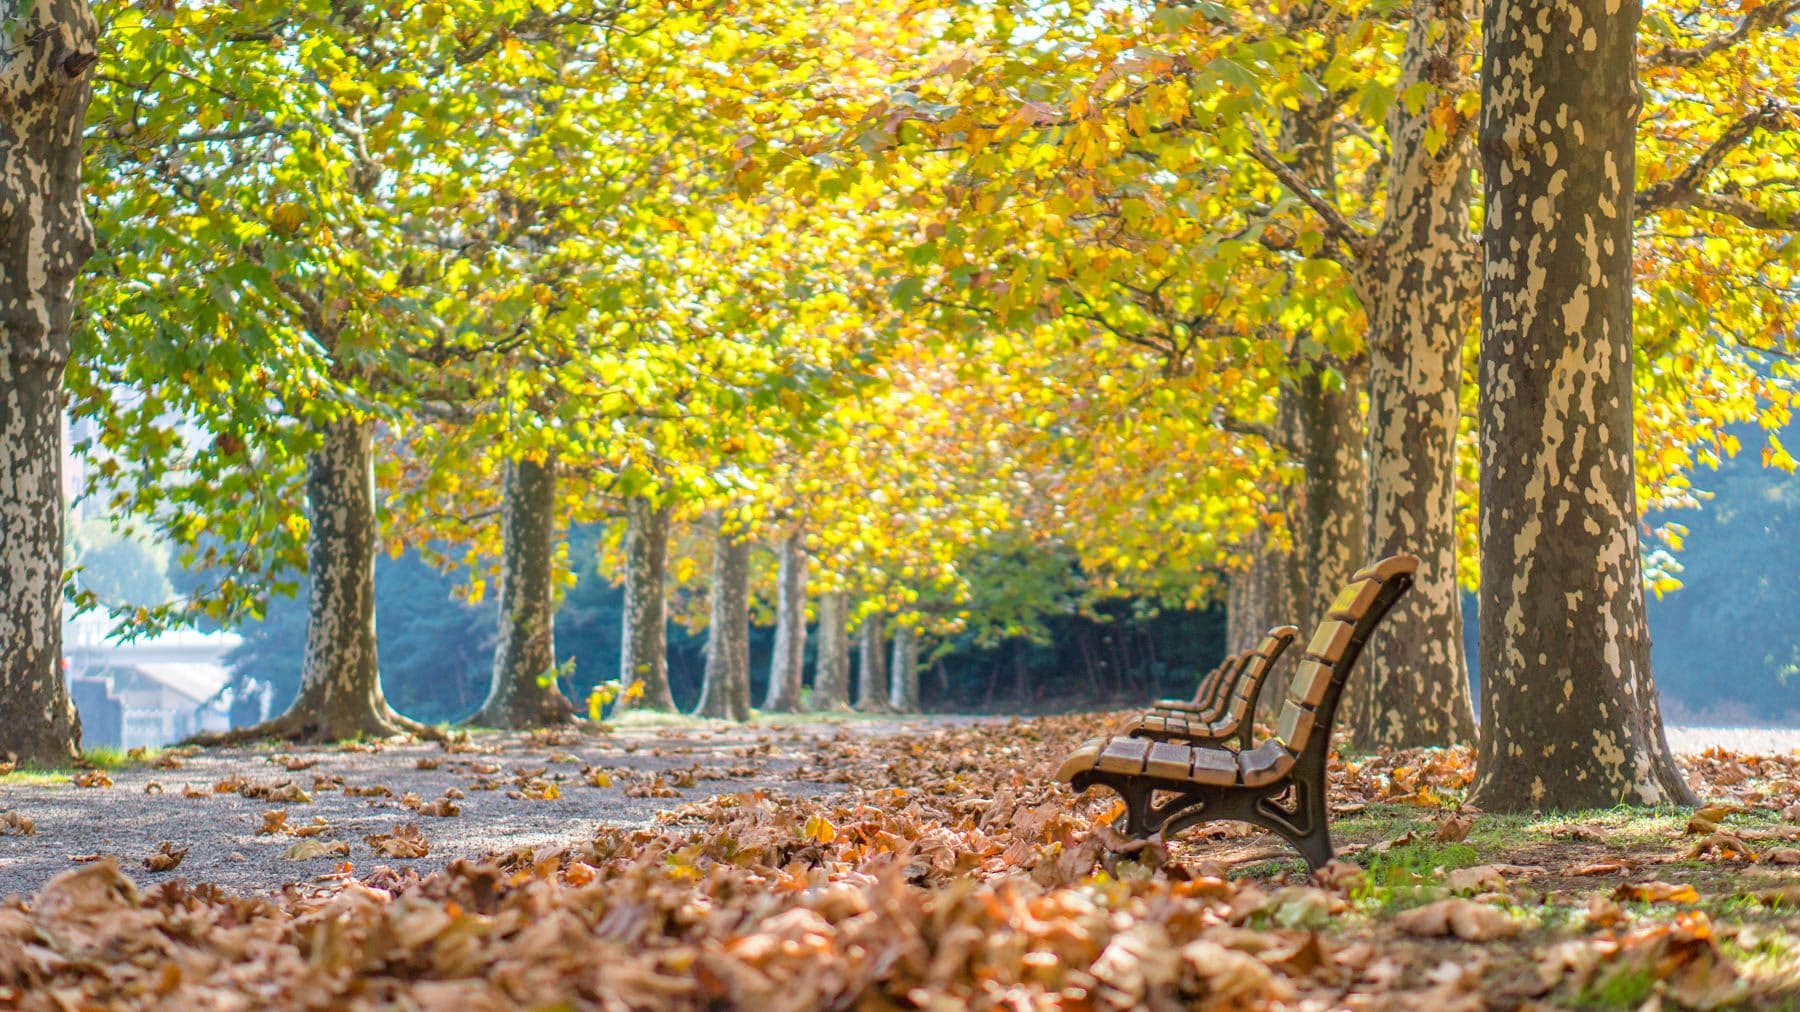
[1637,100,1798,228]
[1246,135,1368,262]
[1640,2,1800,69]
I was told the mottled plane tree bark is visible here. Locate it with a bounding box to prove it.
[0,0,97,765]
[693,516,751,721]
[1349,0,1480,748]
[1470,0,1696,810]
[888,622,920,713]
[1247,0,1479,747]
[468,456,575,727]
[855,610,891,712]
[810,590,852,711]
[761,532,808,712]
[618,495,676,711]
[200,417,437,743]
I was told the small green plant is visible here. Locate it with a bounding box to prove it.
[80,746,158,770]
[1574,964,1659,1009]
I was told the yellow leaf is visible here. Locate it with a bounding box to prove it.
[803,813,838,843]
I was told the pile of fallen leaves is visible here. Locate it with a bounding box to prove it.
[1,714,1796,1009]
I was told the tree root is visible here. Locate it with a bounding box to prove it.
[184,703,447,748]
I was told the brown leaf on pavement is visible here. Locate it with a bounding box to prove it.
[142,841,187,872]
[366,823,430,859]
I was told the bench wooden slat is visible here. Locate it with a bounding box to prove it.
[1327,578,1382,621]
[1273,701,1316,754]
[1304,619,1356,663]
[1096,737,1152,775]
[1238,741,1293,787]
[1146,741,1196,780]
[1288,659,1334,708]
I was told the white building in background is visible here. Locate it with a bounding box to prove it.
[63,610,255,750]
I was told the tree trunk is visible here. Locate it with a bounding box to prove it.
[693,518,751,721]
[889,623,920,713]
[856,610,891,712]
[468,455,574,728]
[1470,0,1695,810]
[1349,0,1479,750]
[761,532,807,712]
[201,418,431,743]
[810,590,852,711]
[1257,365,1364,716]
[1294,366,1366,634]
[0,0,98,766]
[619,496,675,711]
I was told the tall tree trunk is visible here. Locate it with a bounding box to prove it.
[0,0,97,766]
[1349,0,1479,750]
[203,418,430,743]
[889,623,920,713]
[1244,90,1366,717]
[693,517,751,721]
[619,496,675,711]
[1471,0,1695,810]
[810,590,852,711]
[856,610,890,712]
[1294,364,1367,635]
[761,533,807,712]
[468,455,574,728]
[1258,365,1364,716]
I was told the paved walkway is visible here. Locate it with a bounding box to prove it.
[2,716,1794,901]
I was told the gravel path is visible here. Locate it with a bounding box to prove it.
[0,717,956,900]
[2,717,1794,901]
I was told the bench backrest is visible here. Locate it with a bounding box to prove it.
[1194,651,1250,711]
[1188,653,1237,705]
[1217,625,1298,746]
[1269,555,1419,760]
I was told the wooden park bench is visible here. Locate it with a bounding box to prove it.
[1056,555,1418,869]
[1152,651,1247,718]
[1122,626,1299,751]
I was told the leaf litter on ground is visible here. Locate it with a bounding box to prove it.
[1,713,1798,1009]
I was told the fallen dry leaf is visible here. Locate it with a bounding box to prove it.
[1392,899,1521,940]
[73,770,112,789]
[1613,880,1701,904]
[282,839,351,860]
[366,823,430,859]
[1433,812,1475,843]
[143,841,188,872]
[1685,832,1755,862]
[1444,865,1507,895]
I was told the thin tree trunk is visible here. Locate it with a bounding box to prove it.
[1350,0,1479,750]
[1294,365,1366,635]
[856,610,891,712]
[693,517,751,721]
[619,496,675,711]
[468,455,573,728]
[810,590,851,711]
[888,623,920,713]
[201,418,432,743]
[761,532,807,712]
[1471,0,1695,810]
[0,0,98,766]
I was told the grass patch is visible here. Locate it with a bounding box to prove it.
[1573,964,1660,1009]
[0,746,158,783]
[79,746,158,770]
[0,769,72,787]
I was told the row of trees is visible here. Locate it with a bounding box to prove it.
[3,1,1796,811]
